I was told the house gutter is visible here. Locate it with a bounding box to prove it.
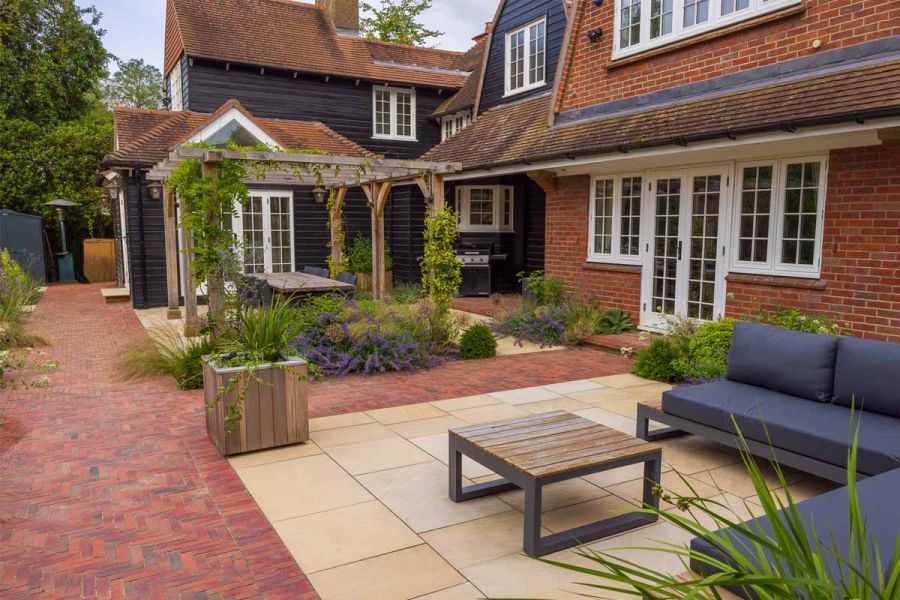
[445,108,900,179]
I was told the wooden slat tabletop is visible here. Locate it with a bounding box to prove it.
[251,272,355,293]
[451,411,660,478]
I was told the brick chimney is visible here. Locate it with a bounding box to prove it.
[316,0,360,34]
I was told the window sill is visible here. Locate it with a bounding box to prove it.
[459,229,515,234]
[372,134,418,142]
[607,4,805,70]
[583,261,642,274]
[503,82,548,98]
[726,272,826,290]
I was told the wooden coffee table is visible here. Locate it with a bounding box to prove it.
[449,411,662,557]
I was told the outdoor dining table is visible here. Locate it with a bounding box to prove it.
[250,272,355,295]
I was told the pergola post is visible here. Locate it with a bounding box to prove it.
[329,187,348,277]
[431,174,445,216]
[163,187,182,320]
[363,181,392,300]
[202,153,226,336]
[181,222,201,338]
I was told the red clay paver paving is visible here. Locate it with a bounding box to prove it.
[0,284,317,600]
[309,347,633,417]
[0,284,634,598]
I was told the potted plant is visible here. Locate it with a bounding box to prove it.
[347,235,393,294]
[203,300,309,456]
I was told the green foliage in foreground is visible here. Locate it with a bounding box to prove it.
[534,424,900,600]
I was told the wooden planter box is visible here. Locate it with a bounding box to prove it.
[356,271,393,294]
[203,357,309,456]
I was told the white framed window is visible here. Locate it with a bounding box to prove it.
[454,186,514,233]
[613,0,800,59]
[587,175,643,265]
[168,60,184,112]
[372,85,416,141]
[731,156,827,277]
[505,18,547,96]
[441,111,471,141]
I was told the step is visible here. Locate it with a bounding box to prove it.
[584,332,651,357]
[101,287,130,304]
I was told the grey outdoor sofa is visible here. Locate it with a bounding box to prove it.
[637,322,900,597]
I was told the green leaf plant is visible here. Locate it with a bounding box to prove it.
[512,413,900,600]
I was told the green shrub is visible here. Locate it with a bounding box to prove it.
[519,270,565,306]
[674,318,736,380]
[420,207,462,317]
[295,294,347,331]
[762,307,843,336]
[391,282,424,305]
[559,298,604,346]
[596,308,637,334]
[346,235,392,274]
[459,323,497,360]
[634,338,682,383]
[116,327,219,390]
[0,250,42,324]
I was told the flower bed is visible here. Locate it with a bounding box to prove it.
[290,296,453,378]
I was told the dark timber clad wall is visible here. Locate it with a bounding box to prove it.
[187,61,445,160]
[184,59,437,288]
[479,0,567,113]
[125,172,168,309]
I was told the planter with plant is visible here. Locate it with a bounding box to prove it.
[347,235,393,294]
[203,300,310,456]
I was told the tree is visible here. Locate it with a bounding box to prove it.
[360,0,443,46]
[0,108,114,242]
[0,0,109,125]
[102,58,164,109]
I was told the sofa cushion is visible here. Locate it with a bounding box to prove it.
[662,381,900,475]
[833,336,900,419]
[726,323,838,402]
[689,469,900,599]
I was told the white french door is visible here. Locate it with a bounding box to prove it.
[230,191,295,274]
[640,167,730,329]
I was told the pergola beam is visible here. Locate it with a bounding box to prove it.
[152,147,460,310]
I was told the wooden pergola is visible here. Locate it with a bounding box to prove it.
[147,147,461,333]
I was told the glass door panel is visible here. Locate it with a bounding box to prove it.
[269,195,293,273]
[687,175,721,321]
[650,177,682,319]
[242,195,266,274]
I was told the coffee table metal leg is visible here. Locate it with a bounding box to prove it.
[449,445,464,502]
[449,439,519,502]
[523,479,543,556]
[643,452,662,510]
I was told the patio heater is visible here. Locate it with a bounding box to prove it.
[45,199,79,283]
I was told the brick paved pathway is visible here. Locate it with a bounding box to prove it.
[309,347,633,417]
[0,284,633,598]
[0,284,317,599]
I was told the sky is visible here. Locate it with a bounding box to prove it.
[86,0,495,72]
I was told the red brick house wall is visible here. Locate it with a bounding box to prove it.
[544,144,900,341]
[545,175,643,313]
[556,0,900,113]
[726,143,900,340]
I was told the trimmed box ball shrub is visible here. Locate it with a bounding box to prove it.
[634,338,682,383]
[459,323,498,360]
